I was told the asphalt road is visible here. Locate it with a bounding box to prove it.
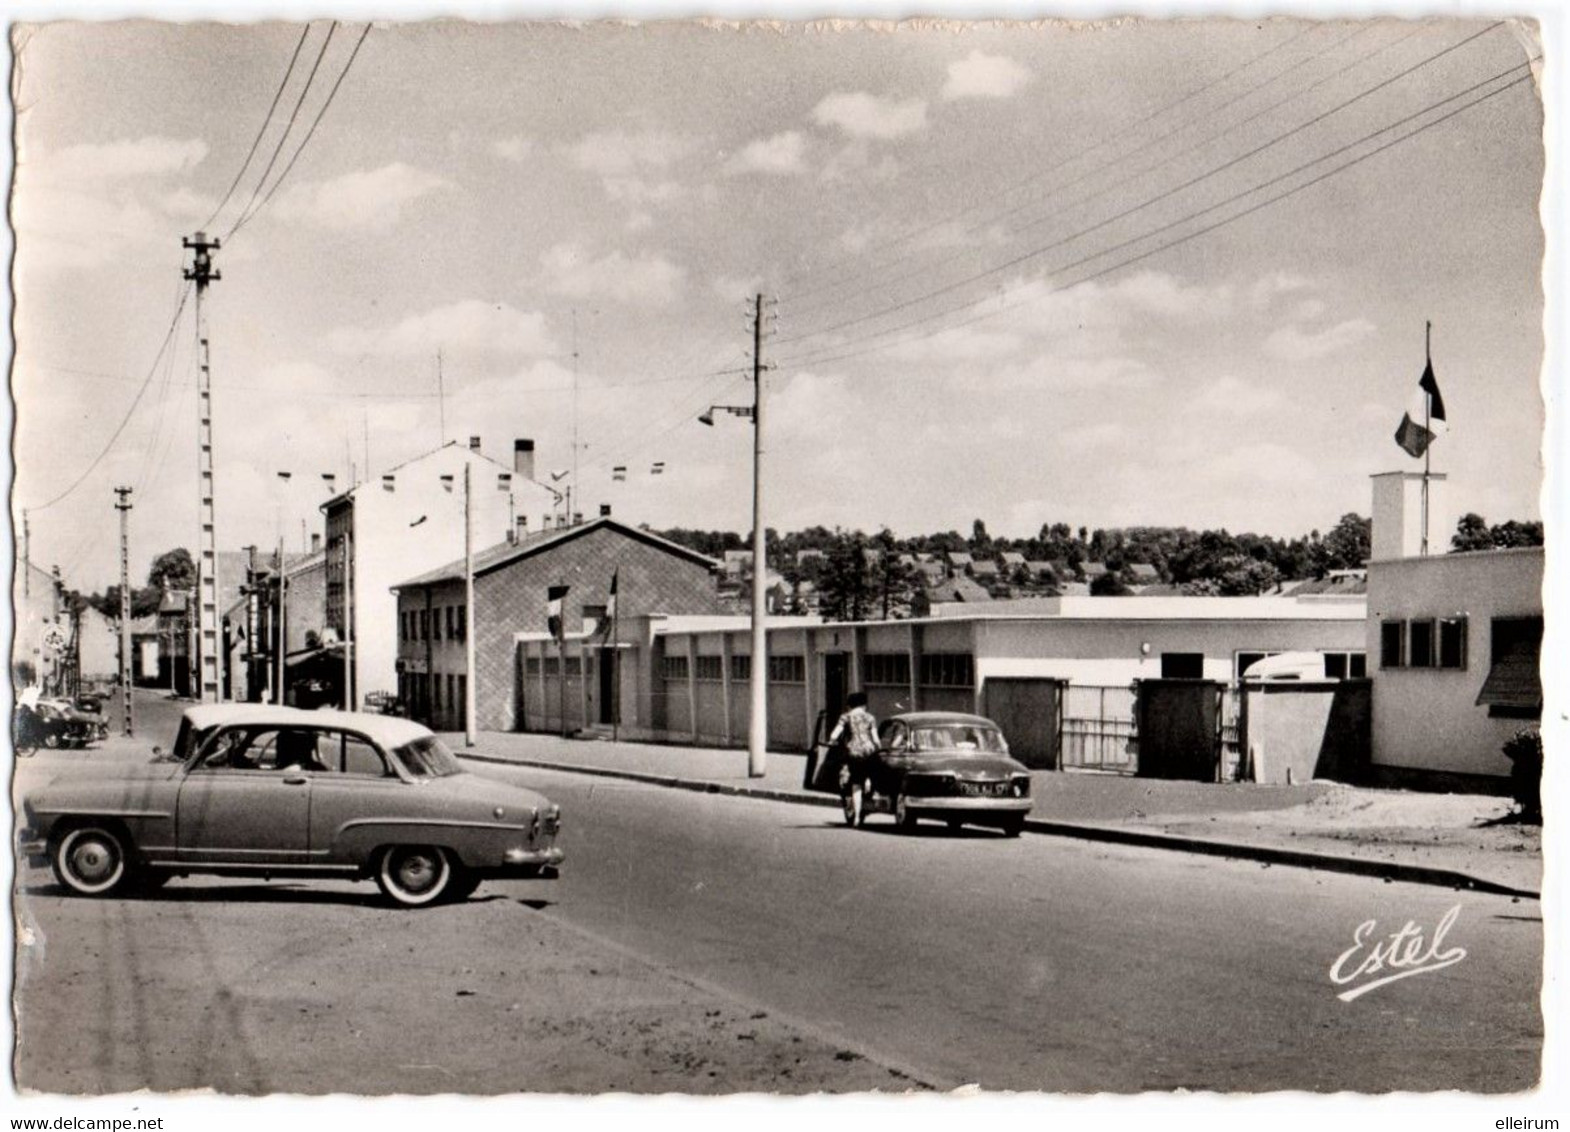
[11,711,1542,1094]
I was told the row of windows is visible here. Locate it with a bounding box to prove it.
[667,651,969,689]
[1380,617,1468,670]
[399,604,468,644]
[862,653,911,687]
[396,672,466,720]
[523,656,583,676]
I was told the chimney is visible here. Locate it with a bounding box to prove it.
[311,533,321,553]
[513,438,535,481]
[599,504,612,518]
[573,511,583,526]
[468,435,482,452]
[1370,471,1448,561]
[515,515,529,539]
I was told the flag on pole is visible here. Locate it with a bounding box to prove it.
[612,466,627,482]
[547,584,569,641]
[1394,360,1448,458]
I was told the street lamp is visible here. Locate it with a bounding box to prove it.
[699,393,766,779]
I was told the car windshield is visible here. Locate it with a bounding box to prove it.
[909,725,1009,754]
[390,735,464,779]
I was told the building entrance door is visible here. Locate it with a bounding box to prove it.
[823,652,850,724]
[598,647,616,725]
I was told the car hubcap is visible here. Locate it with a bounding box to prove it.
[72,842,114,883]
[396,853,438,893]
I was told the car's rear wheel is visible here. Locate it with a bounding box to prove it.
[52,824,130,896]
[43,732,60,750]
[376,845,453,907]
[895,793,920,832]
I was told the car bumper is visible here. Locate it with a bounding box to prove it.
[18,831,48,866]
[483,846,565,877]
[902,796,1033,814]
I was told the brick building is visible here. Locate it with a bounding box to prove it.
[392,517,724,732]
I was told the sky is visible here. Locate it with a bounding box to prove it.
[7,12,1551,593]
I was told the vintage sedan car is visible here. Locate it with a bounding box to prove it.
[18,706,563,907]
[810,710,1033,835]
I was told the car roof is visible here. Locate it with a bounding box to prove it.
[889,711,1000,728]
[182,704,435,748]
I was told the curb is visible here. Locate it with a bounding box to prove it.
[460,751,1541,901]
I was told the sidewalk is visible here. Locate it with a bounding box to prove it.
[445,729,1542,898]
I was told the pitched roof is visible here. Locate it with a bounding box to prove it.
[1127,563,1160,580]
[998,551,1026,566]
[970,560,1000,576]
[393,516,718,588]
[1081,561,1108,577]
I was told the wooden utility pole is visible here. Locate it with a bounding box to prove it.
[747,293,768,778]
[114,486,134,737]
[464,462,477,745]
[183,232,222,702]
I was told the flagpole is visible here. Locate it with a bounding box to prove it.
[611,571,620,744]
[1422,320,1432,557]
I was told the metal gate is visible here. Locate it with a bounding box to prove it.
[1060,684,1138,772]
[982,677,1063,769]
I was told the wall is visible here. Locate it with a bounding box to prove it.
[1367,547,1543,779]
[349,443,558,708]
[1242,681,1371,785]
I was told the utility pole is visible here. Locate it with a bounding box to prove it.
[114,486,134,737]
[747,293,768,778]
[464,462,477,745]
[274,541,287,706]
[183,231,222,702]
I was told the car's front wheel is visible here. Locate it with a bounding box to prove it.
[895,793,920,832]
[52,824,130,896]
[375,845,454,907]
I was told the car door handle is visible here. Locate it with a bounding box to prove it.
[282,775,309,785]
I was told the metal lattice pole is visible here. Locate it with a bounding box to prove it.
[184,233,222,701]
[114,486,134,736]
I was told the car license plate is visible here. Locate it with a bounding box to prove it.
[959,781,1004,797]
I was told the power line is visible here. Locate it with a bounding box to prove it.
[776,21,1505,355]
[224,21,340,239]
[232,22,373,237]
[780,21,1320,302]
[200,25,312,232]
[787,21,1421,327]
[782,60,1535,374]
[27,282,192,513]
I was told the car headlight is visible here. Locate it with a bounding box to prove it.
[1011,776,1029,797]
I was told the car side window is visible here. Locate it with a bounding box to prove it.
[882,722,908,750]
[341,734,391,777]
[199,728,282,771]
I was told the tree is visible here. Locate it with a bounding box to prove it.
[872,529,922,620]
[1090,570,1131,596]
[1319,513,1371,573]
[818,531,874,622]
[147,547,197,593]
[969,519,992,556]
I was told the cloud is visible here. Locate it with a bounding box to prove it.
[1060,421,1130,454]
[1248,271,1314,310]
[811,92,927,139]
[29,136,208,186]
[711,273,764,304]
[565,129,696,175]
[601,176,685,205]
[490,136,533,163]
[725,131,807,176]
[328,300,557,357]
[886,324,1021,363]
[540,243,685,305]
[1264,318,1377,361]
[272,163,448,232]
[941,51,1032,101]
[992,353,1161,391]
[1195,375,1285,415]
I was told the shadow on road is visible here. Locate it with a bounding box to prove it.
[16,882,511,909]
[786,819,1011,839]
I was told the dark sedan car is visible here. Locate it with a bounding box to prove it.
[811,710,1033,835]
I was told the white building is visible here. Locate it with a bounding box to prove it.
[1366,471,1543,786]
[323,438,558,707]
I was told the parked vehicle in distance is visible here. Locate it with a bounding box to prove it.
[12,698,109,753]
[807,710,1033,836]
[19,706,563,906]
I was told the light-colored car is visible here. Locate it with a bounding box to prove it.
[18,706,563,907]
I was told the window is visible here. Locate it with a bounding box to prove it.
[1439,617,1468,669]
[1409,620,1436,668]
[447,606,457,640]
[543,656,560,676]
[1380,619,1405,668]
[863,653,911,687]
[419,609,429,641]
[456,605,467,642]
[457,675,466,717]
[1235,651,1277,679]
[769,655,806,684]
[919,652,974,688]
[695,655,724,681]
[339,735,390,777]
[1160,653,1205,679]
[525,655,541,675]
[1349,652,1368,679]
[399,611,408,642]
[446,673,456,710]
[661,654,689,681]
[433,607,443,641]
[1478,617,1543,718]
[730,654,751,682]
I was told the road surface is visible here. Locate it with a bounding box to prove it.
[11,722,1541,1094]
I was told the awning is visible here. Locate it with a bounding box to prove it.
[1476,652,1542,710]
